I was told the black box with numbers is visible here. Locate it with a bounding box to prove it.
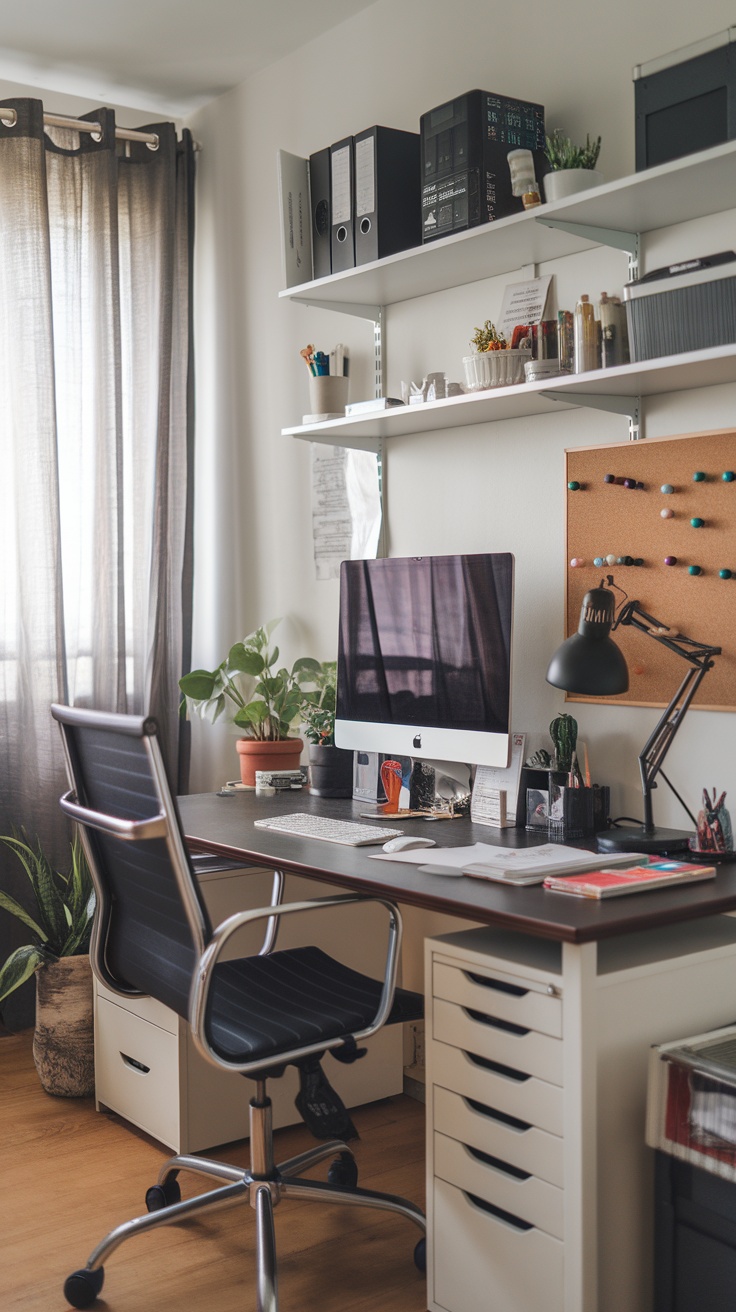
[420,89,547,242]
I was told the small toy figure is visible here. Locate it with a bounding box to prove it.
[696,789,733,853]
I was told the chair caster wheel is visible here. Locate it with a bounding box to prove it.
[145,1176,182,1211]
[414,1238,427,1273]
[327,1151,358,1188]
[63,1267,105,1308]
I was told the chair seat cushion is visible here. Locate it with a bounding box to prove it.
[206,945,422,1064]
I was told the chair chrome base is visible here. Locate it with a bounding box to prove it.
[64,1084,426,1312]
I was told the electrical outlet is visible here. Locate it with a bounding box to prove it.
[408,1020,425,1071]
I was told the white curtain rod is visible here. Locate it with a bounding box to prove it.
[0,107,159,150]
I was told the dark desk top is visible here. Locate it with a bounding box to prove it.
[179,790,736,946]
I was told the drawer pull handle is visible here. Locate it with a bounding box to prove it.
[120,1052,151,1075]
[468,1052,530,1083]
[465,1007,530,1037]
[465,1191,533,1231]
[466,1097,532,1133]
[466,971,528,998]
[467,1145,531,1180]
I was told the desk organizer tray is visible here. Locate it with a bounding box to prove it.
[623,250,736,361]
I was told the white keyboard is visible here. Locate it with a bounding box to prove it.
[253,813,404,847]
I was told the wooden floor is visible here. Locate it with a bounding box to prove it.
[1,1031,427,1312]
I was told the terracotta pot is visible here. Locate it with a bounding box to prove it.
[236,737,304,787]
[308,744,354,798]
[33,954,94,1098]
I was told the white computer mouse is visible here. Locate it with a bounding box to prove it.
[382,835,437,853]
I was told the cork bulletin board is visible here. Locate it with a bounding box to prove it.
[565,429,736,711]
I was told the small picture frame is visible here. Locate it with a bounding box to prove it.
[526,788,549,829]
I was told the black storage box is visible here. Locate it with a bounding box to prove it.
[420,89,546,243]
[634,29,736,171]
[623,250,736,361]
[655,1151,736,1311]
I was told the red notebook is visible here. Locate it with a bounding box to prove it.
[543,860,716,899]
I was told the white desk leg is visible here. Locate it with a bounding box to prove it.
[562,940,598,1312]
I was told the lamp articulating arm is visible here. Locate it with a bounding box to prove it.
[613,601,721,836]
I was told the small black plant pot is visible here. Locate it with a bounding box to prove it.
[308,745,354,798]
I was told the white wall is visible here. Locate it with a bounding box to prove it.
[186,0,736,848]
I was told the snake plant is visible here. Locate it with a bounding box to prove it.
[0,834,95,1008]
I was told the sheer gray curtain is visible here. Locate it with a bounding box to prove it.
[0,99,195,1027]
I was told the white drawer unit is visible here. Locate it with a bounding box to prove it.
[425,919,736,1312]
[94,866,404,1153]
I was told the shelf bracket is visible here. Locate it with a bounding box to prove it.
[541,389,643,441]
[294,298,382,322]
[535,216,640,280]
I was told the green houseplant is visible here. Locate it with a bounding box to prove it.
[543,129,602,203]
[0,833,96,1096]
[179,620,322,785]
[299,660,353,798]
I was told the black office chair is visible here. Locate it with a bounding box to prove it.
[51,704,425,1312]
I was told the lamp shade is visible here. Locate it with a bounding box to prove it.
[546,586,629,696]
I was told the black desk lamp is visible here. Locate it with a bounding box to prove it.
[546,580,721,854]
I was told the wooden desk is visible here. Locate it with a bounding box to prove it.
[180,790,736,1312]
[179,789,736,943]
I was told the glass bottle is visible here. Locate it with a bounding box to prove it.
[574,294,600,373]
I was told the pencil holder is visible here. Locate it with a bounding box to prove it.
[547,782,610,841]
[305,374,348,421]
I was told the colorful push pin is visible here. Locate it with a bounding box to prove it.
[664,556,677,566]
[606,554,617,566]
[719,569,733,579]
[661,484,674,494]
[633,558,644,566]
[623,478,637,489]
[661,508,674,519]
[690,517,705,528]
[567,481,581,491]
[570,557,584,568]
[723,471,735,482]
[693,471,706,482]
[622,555,633,566]
[688,565,702,576]
[603,474,616,484]
[593,556,604,567]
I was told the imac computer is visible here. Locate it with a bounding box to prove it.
[335,552,514,769]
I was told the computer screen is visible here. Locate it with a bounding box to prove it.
[335,552,514,768]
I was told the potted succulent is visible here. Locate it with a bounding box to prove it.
[299,660,354,798]
[0,833,95,1097]
[543,129,602,203]
[179,620,322,786]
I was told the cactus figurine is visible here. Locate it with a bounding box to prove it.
[549,714,578,772]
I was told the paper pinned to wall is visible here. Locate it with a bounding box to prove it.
[311,444,382,580]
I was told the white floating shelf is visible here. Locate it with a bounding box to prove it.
[282,345,736,447]
[279,140,736,311]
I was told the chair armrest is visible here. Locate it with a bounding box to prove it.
[59,789,168,841]
[189,893,403,1076]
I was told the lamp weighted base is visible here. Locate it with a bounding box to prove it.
[596,825,693,856]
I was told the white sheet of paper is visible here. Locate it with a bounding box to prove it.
[472,731,526,825]
[497,276,552,340]
[276,150,312,288]
[311,444,381,580]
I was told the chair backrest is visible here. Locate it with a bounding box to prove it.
[51,705,211,1019]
